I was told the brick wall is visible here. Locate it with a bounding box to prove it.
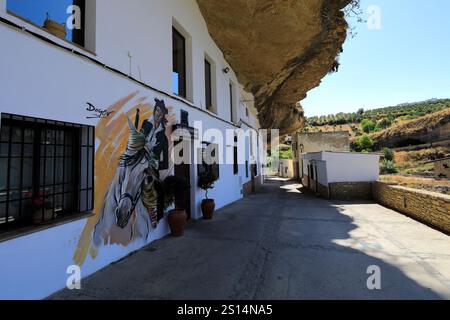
[329,182,373,201]
[372,181,450,234]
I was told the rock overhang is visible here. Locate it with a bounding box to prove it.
[196,0,352,135]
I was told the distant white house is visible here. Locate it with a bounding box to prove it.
[279,159,294,179]
[301,151,380,200]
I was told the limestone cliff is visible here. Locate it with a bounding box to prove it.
[196,0,352,134]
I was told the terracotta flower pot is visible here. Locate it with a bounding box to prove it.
[167,209,187,237]
[201,199,215,220]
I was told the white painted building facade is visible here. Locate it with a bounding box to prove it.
[302,152,380,199]
[302,152,380,186]
[0,0,263,299]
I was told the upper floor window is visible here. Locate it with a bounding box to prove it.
[229,82,235,123]
[0,114,94,235]
[6,0,86,47]
[205,59,212,111]
[172,27,187,98]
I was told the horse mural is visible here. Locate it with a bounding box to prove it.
[92,98,171,248]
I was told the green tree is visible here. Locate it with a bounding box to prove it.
[361,119,376,133]
[355,134,374,152]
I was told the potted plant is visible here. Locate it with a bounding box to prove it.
[163,176,188,237]
[198,169,218,220]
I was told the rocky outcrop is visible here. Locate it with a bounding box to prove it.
[372,109,450,149]
[196,0,352,134]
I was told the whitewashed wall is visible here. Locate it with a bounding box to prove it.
[315,161,328,186]
[302,152,380,185]
[323,152,380,183]
[0,0,260,299]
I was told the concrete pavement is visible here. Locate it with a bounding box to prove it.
[51,178,450,300]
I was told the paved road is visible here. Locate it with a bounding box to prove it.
[52,178,450,300]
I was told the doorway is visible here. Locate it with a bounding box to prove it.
[174,137,192,220]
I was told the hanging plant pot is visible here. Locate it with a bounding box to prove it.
[167,209,187,237]
[201,199,215,220]
[43,14,67,40]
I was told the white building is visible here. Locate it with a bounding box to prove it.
[0,0,263,299]
[279,159,294,179]
[301,151,380,200]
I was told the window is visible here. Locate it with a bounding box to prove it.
[245,161,249,178]
[233,135,239,175]
[198,143,219,179]
[172,27,186,98]
[204,59,213,111]
[229,82,234,122]
[0,114,94,233]
[251,163,258,177]
[246,108,249,118]
[7,0,86,47]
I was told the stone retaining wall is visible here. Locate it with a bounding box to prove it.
[372,181,450,234]
[329,182,373,201]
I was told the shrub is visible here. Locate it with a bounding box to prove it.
[198,169,219,199]
[382,147,395,161]
[380,160,399,174]
[354,134,374,152]
[361,119,376,133]
[376,117,393,130]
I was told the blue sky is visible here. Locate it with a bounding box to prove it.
[302,0,450,117]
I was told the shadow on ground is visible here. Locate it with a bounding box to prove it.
[51,178,449,300]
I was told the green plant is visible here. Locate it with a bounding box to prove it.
[361,119,376,133]
[198,169,219,199]
[163,176,188,210]
[380,160,399,174]
[377,117,393,130]
[354,134,374,152]
[382,147,395,161]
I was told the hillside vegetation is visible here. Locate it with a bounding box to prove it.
[306,99,450,128]
[304,99,450,186]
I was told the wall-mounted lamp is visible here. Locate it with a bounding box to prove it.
[222,67,230,74]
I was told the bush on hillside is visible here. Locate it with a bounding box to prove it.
[382,147,395,161]
[380,160,399,174]
[354,134,374,152]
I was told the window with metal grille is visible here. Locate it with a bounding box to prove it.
[0,114,94,233]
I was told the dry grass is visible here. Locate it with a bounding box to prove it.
[372,108,450,141]
[394,146,450,175]
[380,175,450,195]
[306,124,360,138]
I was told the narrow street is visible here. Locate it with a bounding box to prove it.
[52,178,450,300]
